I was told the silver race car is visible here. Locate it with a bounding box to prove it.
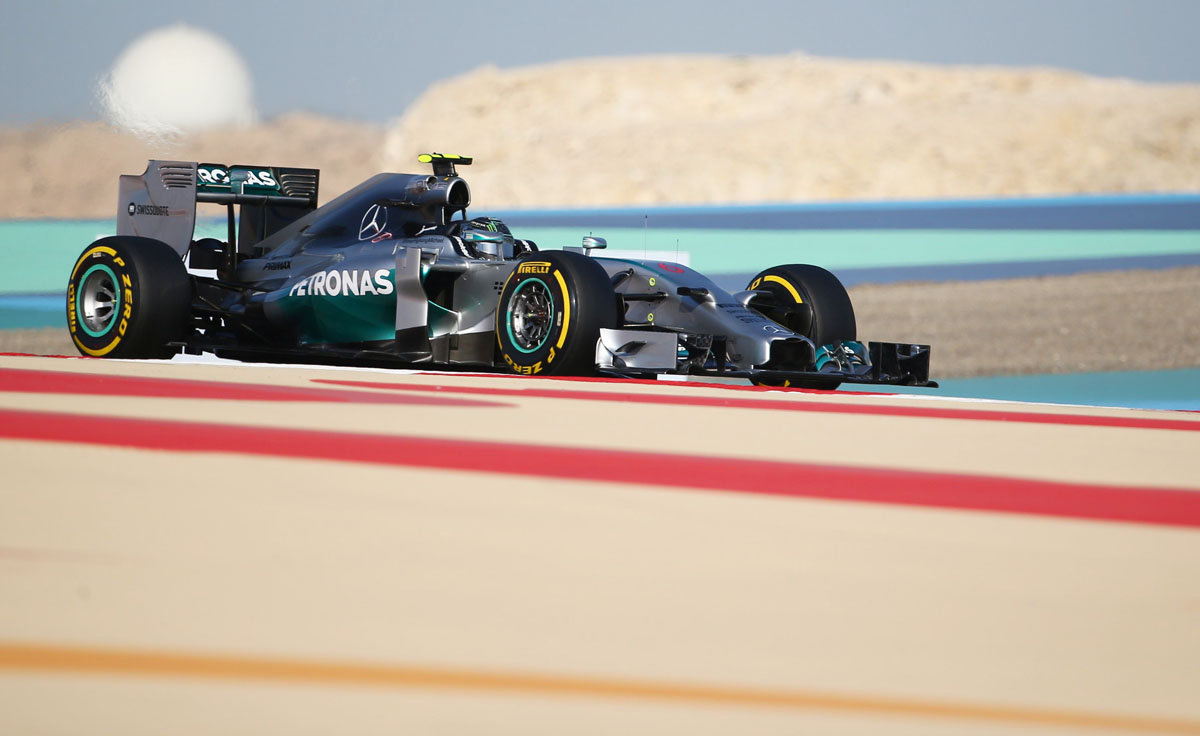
[66,154,933,388]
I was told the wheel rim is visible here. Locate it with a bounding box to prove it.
[506,278,554,353]
[77,264,121,338]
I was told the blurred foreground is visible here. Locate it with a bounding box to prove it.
[2,355,1198,735]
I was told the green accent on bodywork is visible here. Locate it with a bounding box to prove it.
[75,263,119,337]
[274,265,452,345]
[196,164,283,195]
[307,294,396,343]
[427,301,458,338]
[275,268,399,345]
[419,263,456,338]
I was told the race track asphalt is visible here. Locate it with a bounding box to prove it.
[1,354,1199,735]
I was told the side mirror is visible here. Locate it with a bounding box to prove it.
[582,235,607,254]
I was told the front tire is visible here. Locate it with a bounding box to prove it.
[747,264,856,345]
[747,264,856,389]
[66,236,191,358]
[495,251,619,375]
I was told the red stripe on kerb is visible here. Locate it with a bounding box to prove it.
[4,408,1199,529]
[0,368,505,408]
[314,379,1200,432]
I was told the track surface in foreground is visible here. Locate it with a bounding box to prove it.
[1,355,1199,735]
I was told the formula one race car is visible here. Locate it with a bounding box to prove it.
[66,155,934,388]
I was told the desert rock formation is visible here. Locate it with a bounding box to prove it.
[3,53,1199,218]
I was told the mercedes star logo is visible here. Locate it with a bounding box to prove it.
[358,204,387,241]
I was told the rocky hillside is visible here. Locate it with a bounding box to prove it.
[384,54,1200,208]
[0,115,383,219]
[4,53,1199,218]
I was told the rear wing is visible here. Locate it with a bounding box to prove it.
[117,160,319,258]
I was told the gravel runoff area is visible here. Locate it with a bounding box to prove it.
[6,266,1199,379]
[850,265,1200,377]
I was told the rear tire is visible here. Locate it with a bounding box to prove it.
[67,236,191,358]
[495,251,619,375]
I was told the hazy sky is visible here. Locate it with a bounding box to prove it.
[4,0,1199,125]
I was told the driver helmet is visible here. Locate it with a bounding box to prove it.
[461,217,514,260]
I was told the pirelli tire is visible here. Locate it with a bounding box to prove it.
[67,236,191,359]
[495,251,619,376]
[746,264,856,389]
[747,264,856,346]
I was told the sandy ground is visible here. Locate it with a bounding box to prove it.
[1,356,1198,735]
[7,266,1199,378]
[850,265,1200,376]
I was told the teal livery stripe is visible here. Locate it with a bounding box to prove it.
[509,228,1200,275]
[496,193,1200,230]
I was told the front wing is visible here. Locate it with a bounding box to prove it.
[593,329,936,387]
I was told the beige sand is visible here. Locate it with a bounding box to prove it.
[383,55,1200,209]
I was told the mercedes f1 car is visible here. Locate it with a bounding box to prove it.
[66,155,934,388]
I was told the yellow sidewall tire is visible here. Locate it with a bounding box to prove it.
[66,236,191,359]
[495,251,618,376]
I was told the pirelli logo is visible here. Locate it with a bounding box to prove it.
[516,261,552,275]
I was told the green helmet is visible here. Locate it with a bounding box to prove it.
[461,217,514,260]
